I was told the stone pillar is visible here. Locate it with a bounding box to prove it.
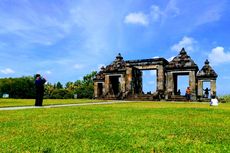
[102,83,105,95]
[166,72,173,99]
[94,82,98,98]
[120,74,126,93]
[189,71,196,100]
[157,65,164,91]
[126,68,132,93]
[173,74,178,95]
[210,80,216,96]
[167,72,173,93]
[197,80,203,96]
[104,75,110,94]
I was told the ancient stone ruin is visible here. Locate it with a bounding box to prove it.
[93,48,218,101]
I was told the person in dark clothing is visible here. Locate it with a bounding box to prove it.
[35,74,46,106]
[177,89,181,95]
[203,87,210,98]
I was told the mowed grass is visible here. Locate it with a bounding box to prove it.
[0,99,109,107]
[0,102,230,153]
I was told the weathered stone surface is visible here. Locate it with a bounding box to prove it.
[197,60,218,98]
[104,53,126,72]
[94,67,105,81]
[93,49,218,101]
[157,65,164,91]
[210,80,216,95]
[189,71,196,100]
[126,58,168,67]
[197,59,218,79]
[197,80,203,96]
[166,48,198,70]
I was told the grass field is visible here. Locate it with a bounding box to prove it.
[0,98,109,107]
[0,101,230,152]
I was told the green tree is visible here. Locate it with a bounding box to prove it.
[0,76,35,98]
[74,71,97,99]
[56,82,63,89]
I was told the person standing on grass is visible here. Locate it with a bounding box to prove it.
[35,74,46,106]
[185,87,191,101]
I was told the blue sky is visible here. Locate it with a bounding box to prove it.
[0,0,230,95]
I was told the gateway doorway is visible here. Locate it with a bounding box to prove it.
[109,76,121,95]
[142,70,157,94]
[173,73,189,96]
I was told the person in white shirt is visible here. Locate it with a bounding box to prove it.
[210,95,218,106]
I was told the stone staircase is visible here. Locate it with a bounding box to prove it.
[169,95,187,101]
[127,93,160,101]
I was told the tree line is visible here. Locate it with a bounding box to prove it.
[0,71,97,99]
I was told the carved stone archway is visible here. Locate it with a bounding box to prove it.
[197,59,218,98]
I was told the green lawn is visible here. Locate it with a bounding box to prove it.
[0,101,230,152]
[0,98,109,107]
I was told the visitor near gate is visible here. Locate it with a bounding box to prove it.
[210,95,218,106]
[203,87,210,98]
[35,74,46,106]
[177,89,181,95]
[185,87,191,101]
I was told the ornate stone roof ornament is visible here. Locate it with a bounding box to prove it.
[93,66,105,80]
[166,48,198,70]
[205,59,209,65]
[101,66,105,71]
[116,53,123,61]
[180,47,186,55]
[104,53,126,72]
[197,59,218,79]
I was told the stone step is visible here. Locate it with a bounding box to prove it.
[169,95,187,101]
[126,94,160,101]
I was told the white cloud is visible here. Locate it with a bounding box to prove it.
[152,56,160,59]
[124,2,180,26]
[74,64,85,69]
[208,47,230,65]
[0,68,15,74]
[124,5,162,26]
[69,1,117,58]
[150,5,163,22]
[171,36,197,52]
[195,3,223,26]
[164,0,180,17]
[124,12,149,26]
[0,1,74,46]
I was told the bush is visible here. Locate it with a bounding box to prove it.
[219,95,230,103]
[50,89,72,99]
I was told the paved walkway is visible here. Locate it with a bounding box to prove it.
[0,101,133,111]
[0,101,209,111]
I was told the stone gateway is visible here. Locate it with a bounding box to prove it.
[93,48,218,101]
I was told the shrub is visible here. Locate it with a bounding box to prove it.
[219,95,230,103]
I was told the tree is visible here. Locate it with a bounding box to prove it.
[0,76,35,98]
[56,82,63,89]
[44,83,55,98]
[0,71,97,99]
[50,89,71,99]
[74,71,97,99]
